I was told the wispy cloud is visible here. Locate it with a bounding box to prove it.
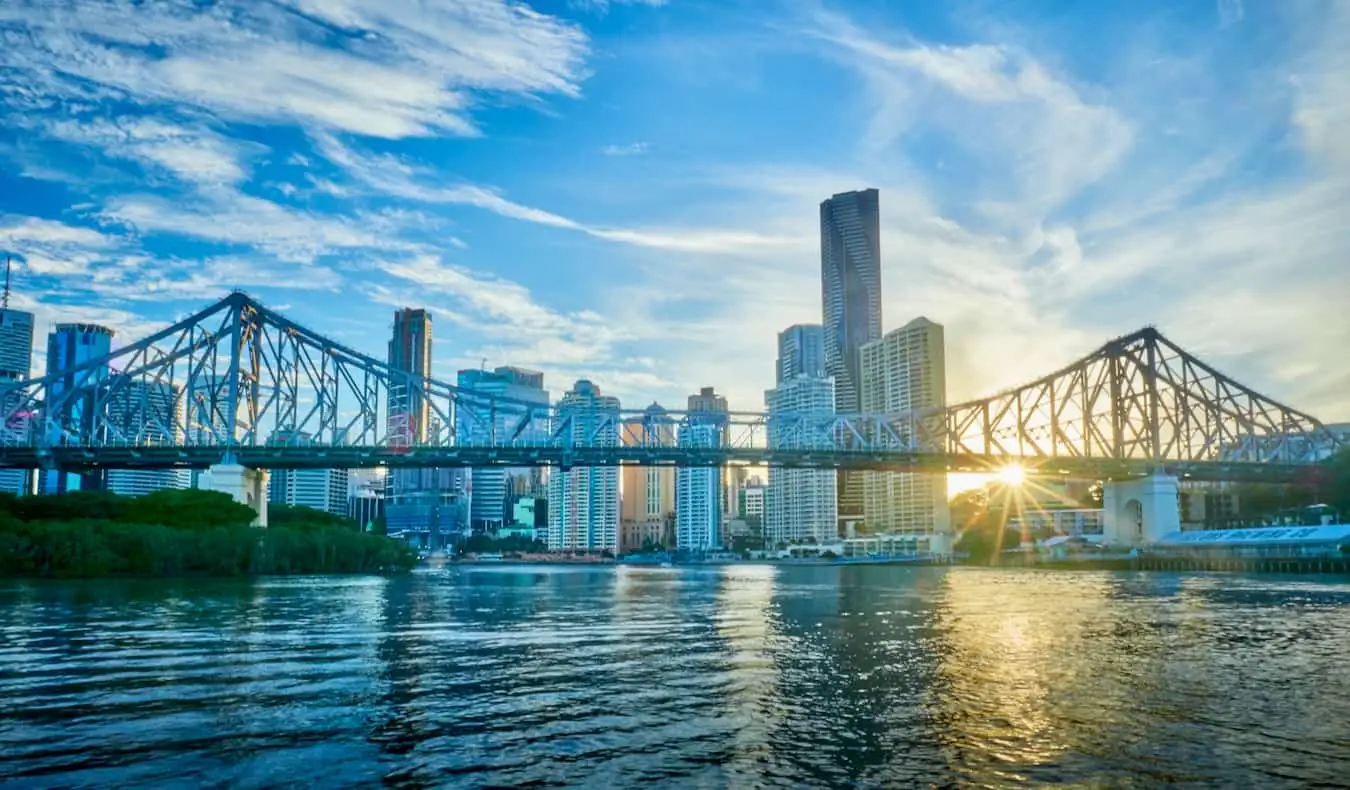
[601,141,650,156]
[0,0,591,139]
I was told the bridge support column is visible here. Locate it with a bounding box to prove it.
[200,464,269,527]
[1101,472,1179,548]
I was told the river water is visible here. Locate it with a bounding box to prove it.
[2,566,1349,789]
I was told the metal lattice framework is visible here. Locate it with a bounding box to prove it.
[0,294,1342,481]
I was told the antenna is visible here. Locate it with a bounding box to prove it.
[2,256,10,310]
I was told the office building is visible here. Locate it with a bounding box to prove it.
[266,430,350,516]
[765,375,839,545]
[104,377,190,496]
[820,188,882,527]
[0,300,35,495]
[738,483,766,522]
[620,402,675,551]
[859,317,950,541]
[457,366,550,532]
[387,308,433,446]
[547,380,620,551]
[676,387,728,551]
[41,323,114,494]
[777,324,826,383]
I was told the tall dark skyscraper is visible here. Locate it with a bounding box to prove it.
[387,308,432,445]
[820,188,882,528]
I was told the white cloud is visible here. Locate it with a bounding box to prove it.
[42,117,258,184]
[601,141,649,156]
[571,0,668,13]
[0,0,591,139]
[1218,0,1245,29]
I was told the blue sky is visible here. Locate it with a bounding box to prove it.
[0,0,1347,421]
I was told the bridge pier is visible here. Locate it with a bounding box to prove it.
[199,463,269,527]
[1101,472,1180,547]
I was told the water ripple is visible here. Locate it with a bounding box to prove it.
[2,568,1350,788]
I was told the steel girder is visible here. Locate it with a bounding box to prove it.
[0,294,1341,472]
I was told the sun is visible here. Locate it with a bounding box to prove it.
[996,464,1026,487]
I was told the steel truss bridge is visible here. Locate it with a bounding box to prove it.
[0,292,1342,483]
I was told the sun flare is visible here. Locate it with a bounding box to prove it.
[996,465,1026,487]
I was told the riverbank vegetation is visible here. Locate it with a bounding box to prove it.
[0,489,416,578]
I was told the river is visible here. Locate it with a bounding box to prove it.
[2,566,1349,788]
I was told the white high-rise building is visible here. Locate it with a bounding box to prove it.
[104,377,190,497]
[457,366,549,532]
[265,430,350,516]
[0,303,35,496]
[859,317,950,543]
[676,387,728,551]
[547,380,620,551]
[777,324,826,383]
[765,375,838,546]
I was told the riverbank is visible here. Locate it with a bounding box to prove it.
[0,489,416,578]
[984,554,1350,575]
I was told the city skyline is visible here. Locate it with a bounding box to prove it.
[0,1,1347,424]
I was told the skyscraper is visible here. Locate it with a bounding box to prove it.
[820,188,882,529]
[266,430,350,516]
[385,308,462,548]
[0,298,35,495]
[859,317,950,545]
[547,380,620,552]
[620,402,675,551]
[387,308,432,446]
[777,324,826,383]
[457,365,550,532]
[676,386,728,552]
[103,377,190,497]
[42,323,114,494]
[765,374,838,546]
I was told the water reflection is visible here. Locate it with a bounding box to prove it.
[2,569,1349,788]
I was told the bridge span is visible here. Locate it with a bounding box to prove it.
[0,291,1343,536]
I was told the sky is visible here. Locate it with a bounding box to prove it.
[1,0,1347,423]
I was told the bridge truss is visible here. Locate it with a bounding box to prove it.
[0,293,1342,482]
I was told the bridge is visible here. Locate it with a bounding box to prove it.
[0,291,1343,541]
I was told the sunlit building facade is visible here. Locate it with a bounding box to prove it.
[620,402,675,551]
[676,387,729,551]
[547,380,620,551]
[859,317,950,538]
[765,375,838,546]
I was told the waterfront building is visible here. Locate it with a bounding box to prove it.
[41,323,114,494]
[765,375,838,546]
[821,188,882,527]
[620,402,675,551]
[384,308,462,547]
[777,323,826,383]
[859,317,950,542]
[676,387,729,552]
[103,376,190,496]
[738,483,766,522]
[546,380,620,552]
[348,469,386,531]
[0,301,35,495]
[457,366,550,532]
[265,430,350,516]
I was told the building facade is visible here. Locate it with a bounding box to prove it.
[41,323,114,494]
[676,387,729,551]
[777,323,826,383]
[620,402,675,550]
[765,375,839,546]
[546,380,620,551]
[457,366,550,532]
[820,188,882,527]
[859,317,950,540]
[0,303,35,495]
[104,377,189,496]
[265,430,350,516]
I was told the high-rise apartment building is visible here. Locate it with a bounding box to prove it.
[547,379,620,552]
[387,308,432,446]
[42,323,114,494]
[820,188,882,527]
[777,324,826,383]
[457,366,550,532]
[859,317,950,544]
[104,377,190,497]
[266,430,351,516]
[765,375,838,546]
[385,308,462,547]
[676,386,728,551]
[0,302,35,495]
[620,402,675,551]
